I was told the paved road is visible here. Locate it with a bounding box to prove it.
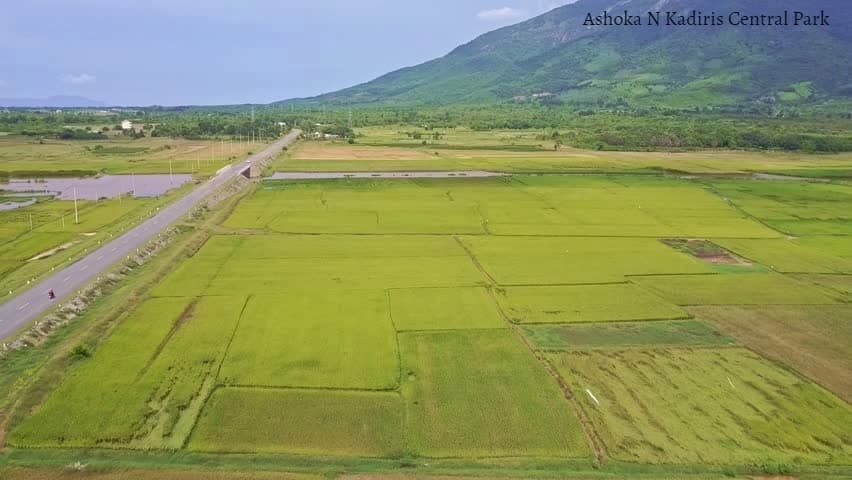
[268,171,508,180]
[0,130,301,341]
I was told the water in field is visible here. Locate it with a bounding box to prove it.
[3,174,193,200]
[0,198,37,211]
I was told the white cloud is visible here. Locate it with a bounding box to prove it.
[61,73,96,85]
[477,7,524,21]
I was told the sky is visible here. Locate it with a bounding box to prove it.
[0,0,568,106]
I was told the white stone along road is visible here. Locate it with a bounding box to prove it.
[0,130,301,341]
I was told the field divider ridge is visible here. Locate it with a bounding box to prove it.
[484,283,608,465]
[180,294,257,447]
[135,298,199,381]
[453,233,608,464]
[214,294,253,385]
[452,236,498,285]
[384,289,404,391]
[698,181,790,237]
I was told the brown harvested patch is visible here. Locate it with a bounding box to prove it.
[294,143,436,161]
[662,238,752,266]
[691,304,852,402]
[0,467,318,480]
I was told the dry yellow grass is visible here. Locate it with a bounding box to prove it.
[0,136,256,174]
[690,304,852,402]
[283,140,852,175]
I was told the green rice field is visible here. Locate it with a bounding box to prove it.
[399,330,590,458]
[5,170,851,478]
[189,388,404,456]
[633,273,839,305]
[522,320,733,350]
[547,348,852,465]
[219,291,399,390]
[389,286,505,331]
[494,284,687,324]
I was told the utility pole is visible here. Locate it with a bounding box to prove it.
[62,214,65,230]
[169,158,173,182]
[29,213,33,232]
[73,187,79,224]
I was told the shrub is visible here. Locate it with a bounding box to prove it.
[70,345,91,359]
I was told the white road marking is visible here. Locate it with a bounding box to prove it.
[0,132,299,341]
[96,255,104,261]
[63,276,71,283]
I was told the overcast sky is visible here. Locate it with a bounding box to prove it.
[0,0,567,106]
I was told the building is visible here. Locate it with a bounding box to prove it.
[121,120,133,130]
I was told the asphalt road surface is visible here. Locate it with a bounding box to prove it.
[0,130,301,341]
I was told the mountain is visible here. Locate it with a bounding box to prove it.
[276,0,852,108]
[0,96,107,108]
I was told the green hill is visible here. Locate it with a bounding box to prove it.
[276,0,852,109]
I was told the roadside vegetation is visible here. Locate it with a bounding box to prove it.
[0,186,192,298]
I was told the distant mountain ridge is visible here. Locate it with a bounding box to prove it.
[0,96,106,108]
[276,0,852,108]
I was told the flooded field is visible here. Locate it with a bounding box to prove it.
[0,198,36,211]
[1,174,193,200]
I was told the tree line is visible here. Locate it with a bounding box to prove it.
[2,105,850,152]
